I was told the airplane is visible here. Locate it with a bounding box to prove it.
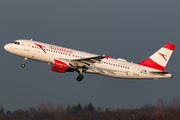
[4,39,176,82]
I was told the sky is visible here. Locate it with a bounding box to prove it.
[1,1,180,112]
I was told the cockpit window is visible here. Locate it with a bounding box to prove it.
[12,42,20,45]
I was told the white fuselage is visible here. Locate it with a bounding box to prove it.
[4,39,172,80]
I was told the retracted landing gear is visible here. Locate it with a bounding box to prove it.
[76,68,84,82]
[21,58,27,68]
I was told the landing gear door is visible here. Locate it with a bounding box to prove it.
[134,65,140,76]
[24,40,32,51]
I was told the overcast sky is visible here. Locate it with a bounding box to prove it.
[1,1,180,111]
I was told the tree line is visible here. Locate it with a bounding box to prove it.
[1,97,180,120]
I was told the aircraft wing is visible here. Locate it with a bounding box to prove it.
[69,55,110,68]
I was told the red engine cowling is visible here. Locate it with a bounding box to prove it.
[52,59,69,73]
[52,67,67,73]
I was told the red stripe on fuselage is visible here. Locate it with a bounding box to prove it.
[163,43,176,51]
[138,58,165,71]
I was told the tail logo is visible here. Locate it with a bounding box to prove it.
[158,52,167,61]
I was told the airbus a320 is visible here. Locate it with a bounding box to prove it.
[4,39,176,82]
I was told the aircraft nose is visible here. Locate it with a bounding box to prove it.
[4,44,10,52]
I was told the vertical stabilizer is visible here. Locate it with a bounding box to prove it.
[138,43,176,71]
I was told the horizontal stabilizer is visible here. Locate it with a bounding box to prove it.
[149,71,170,75]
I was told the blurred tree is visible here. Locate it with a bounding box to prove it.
[151,111,164,120]
[76,102,82,111]
[39,103,46,112]
[164,108,177,120]
[46,102,54,112]
[87,103,95,112]
[66,106,73,116]
[33,111,54,120]
[12,109,30,119]
[29,107,37,117]
[0,107,5,114]
[140,104,155,114]
[169,96,180,108]
[6,110,11,114]
[156,99,169,112]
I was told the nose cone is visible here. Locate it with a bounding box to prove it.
[4,44,12,53]
[4,44,9,51]
[4,43,17,55]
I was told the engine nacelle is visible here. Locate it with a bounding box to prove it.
[53,59,69,70]
[52,67,67,73]
[52,59,69,73]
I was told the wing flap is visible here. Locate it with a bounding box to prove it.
[71,55,109,67]
[54,55,110,68]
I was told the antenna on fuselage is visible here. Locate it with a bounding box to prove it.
[30,38,33,41]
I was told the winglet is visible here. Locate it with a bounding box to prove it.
[105,55,110,59]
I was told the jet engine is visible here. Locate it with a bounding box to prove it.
[52,59,73,73]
